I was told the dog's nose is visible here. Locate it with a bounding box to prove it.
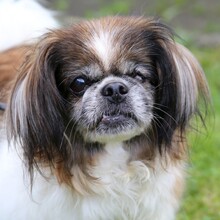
[101,82,128,103]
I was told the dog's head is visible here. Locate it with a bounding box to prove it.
[8,17,209,185]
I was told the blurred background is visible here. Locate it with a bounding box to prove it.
[48,0,220,219]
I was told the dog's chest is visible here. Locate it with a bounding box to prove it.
[71,143,179,220]
[92,142,151,197]
[84,143,152,219]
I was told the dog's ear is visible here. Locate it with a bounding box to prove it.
[7,32,70,175]
[170,43,209,123]
[145,21,209,149]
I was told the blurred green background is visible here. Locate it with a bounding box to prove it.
[48,0,220,219]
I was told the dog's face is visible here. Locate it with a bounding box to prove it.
[8,17,209,184]
[51,17,177,145]
[53,18,159,144]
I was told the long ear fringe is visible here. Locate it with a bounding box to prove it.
[172,43,210,126]
[149,21,210,152]
[6,35,70,181]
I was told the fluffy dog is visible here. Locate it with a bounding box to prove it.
[0,1,209,219]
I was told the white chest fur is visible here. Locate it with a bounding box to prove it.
[0,141,183,220]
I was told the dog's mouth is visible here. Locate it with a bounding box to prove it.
[79,105,149,142]
[83,110,143,142]
[90,110,139,135]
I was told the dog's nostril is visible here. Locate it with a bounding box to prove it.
[119,85,128,95]
[105,87,114,96]
[102,82,128,103]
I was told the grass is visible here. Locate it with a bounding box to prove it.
[85,0,132,18]
[177,46,220,220]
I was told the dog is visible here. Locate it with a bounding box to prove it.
[0,1,209,219]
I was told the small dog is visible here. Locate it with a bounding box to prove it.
[0,1,209,219]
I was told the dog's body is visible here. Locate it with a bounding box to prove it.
[0,1,209,220]
[0,140,184,220]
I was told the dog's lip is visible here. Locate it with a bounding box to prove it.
[101,114,126,124]
[99,112,137,125]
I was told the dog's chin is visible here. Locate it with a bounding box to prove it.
[82,114,146,143]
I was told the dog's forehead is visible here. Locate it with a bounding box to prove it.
[71,17,151,72]
[88,30,114,70]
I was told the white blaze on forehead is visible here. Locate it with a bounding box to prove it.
[91,30,114,70]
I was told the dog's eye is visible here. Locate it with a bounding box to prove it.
[131,66,158,86]
[70,76,88,95]
[131,70,146,83]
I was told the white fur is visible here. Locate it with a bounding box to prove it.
[0,137,184,220]
[90,30,114,70]
[0,0,58,51]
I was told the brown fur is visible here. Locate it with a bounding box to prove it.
[0,46,30,102]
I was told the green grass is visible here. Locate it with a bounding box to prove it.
[85,0,132,18]
[177,47,220,220]
[53,0,70,11]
